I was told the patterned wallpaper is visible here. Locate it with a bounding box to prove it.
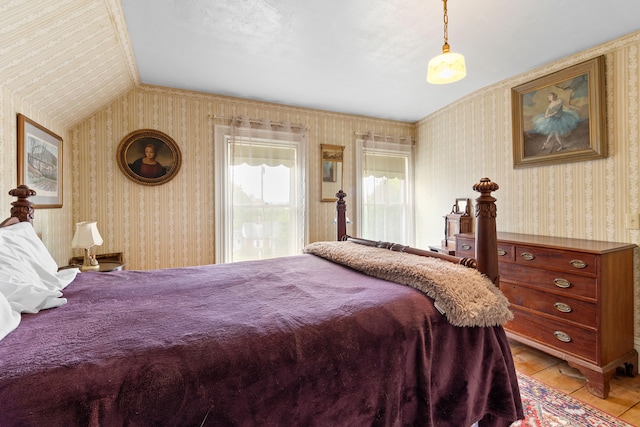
[415,31,640,246]
[0,0,136,127]
[1,0,640,346]
[414,30,640,344]
[69,85,415,270]
[0,0,136,265]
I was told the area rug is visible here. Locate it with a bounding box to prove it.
[512,372,632,426]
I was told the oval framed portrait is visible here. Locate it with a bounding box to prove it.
[116,129,182,186]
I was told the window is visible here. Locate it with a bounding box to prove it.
[215,123,307,263]
[356,138,414,245]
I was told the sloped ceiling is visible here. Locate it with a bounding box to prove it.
[3,1,640,127]
[1,0,138,128]
[121,0,640,122]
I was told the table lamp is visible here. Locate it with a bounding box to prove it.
[71,221,104,271]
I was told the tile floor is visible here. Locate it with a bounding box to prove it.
[509,340,640,425]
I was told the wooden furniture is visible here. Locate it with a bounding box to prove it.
[6,185,36,224]
[59,261,124,272]
[94,262,124,272]
[427,198,473,257]
[456,231,638,398]
[442,198,472,249]
[69,252,123,266]
[67,252,124,271]
[428,244,456,255]
[344,178,499,282]
[0,179,523,427]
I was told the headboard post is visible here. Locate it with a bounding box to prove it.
[8,185,36,224]
[336,190,347,241]
[473,178,499,286]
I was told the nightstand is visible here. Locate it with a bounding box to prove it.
[69,252,123,265]
[58,262,124,272]
[94,262,124,272]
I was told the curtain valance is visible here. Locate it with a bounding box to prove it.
[229,116,307,168]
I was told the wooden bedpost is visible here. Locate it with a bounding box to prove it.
[473,178,499,286]
[8,185,36,224]
[336,190,347,241]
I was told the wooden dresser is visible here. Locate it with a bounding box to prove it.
[456,232,637,398]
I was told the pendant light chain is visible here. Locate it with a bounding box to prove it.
[442,0,449,47]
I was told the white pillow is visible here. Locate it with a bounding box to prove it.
[0,292,20,342]
[0,222,78,341]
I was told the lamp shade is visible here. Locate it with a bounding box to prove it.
[71,221,104,249]
[427,51,467,84]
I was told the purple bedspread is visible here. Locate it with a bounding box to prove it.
[0,254,522,426]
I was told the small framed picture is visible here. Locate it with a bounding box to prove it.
[511,56,607,168]
[320,144,344,202]
[116,129,182,186]
[17,114,63,208]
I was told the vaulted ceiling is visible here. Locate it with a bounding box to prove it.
[3,1,640,129]
[1,0,138,128]
[121,0,640,122]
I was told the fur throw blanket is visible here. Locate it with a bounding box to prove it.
[303,241,512,328]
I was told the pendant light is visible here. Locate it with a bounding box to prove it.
[426,0,466,84]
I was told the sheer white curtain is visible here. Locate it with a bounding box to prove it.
[215,116,307,263]
[356,133,414,245]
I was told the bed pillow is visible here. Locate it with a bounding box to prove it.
[0,222,78,341]
[0,222,78,292]
[0,292,20,342]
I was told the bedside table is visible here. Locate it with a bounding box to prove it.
[59,262,124,272]
[95,262,125,272]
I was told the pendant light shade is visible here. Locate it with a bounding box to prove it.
[426,0,466,84]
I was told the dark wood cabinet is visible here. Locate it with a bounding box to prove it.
[456,232,637,398]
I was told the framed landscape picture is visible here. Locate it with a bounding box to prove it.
[511,56,607,168]
[17,114,63,208]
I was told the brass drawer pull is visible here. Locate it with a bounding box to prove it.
[554,302,572,313]
[461,244,472,250]
[521,252,535,261]
[553,331,572,343]
[497,249,506,256]
[570,259,587,269]
[553,278,571,288]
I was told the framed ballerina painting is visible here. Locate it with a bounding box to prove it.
[511,56,607,168]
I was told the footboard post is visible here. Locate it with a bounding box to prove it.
[473,178,499,286]
[336,190,347,241]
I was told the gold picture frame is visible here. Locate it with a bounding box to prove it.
[320,144,344,202]
[116,129,182,186]
[511,56,607,168]
[17,114,63,208]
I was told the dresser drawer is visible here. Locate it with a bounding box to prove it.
[456,237,474,257]
[506,308,597,362]
[499,262,596,299]
[496,243,514,261]
[514,245,596,275]
[455,237,513,261]
[501,283,596,327]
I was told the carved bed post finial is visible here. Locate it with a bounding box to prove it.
[336,190,347,241]
[8,185,36,224]
[472,178,499,286]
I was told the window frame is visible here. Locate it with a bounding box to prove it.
[355,138,415,245]
[214,125,308,263]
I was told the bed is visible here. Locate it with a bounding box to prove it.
[0,179,523,427]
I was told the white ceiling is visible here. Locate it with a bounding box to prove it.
[121,0,640,122]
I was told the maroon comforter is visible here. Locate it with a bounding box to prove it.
[0,254,522,426]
